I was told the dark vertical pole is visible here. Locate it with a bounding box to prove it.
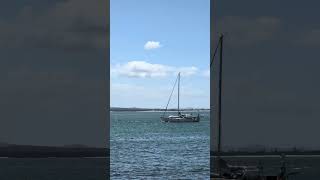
[217,34,223,176]
[178,72,180,115]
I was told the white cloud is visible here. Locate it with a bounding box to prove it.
[111,61,173,78]
[144,41,161,50]
[176,67,198,77]
[111,61,199,78]
[202,69,210,78]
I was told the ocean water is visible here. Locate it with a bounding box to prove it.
[110,111,210,179]
[0,158,107,180]
[211,156,320,179]
[3,111,319,179]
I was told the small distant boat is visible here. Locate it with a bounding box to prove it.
[160,72,200,123]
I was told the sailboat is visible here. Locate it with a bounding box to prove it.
[160,72,200,123]
[210,34,301,180]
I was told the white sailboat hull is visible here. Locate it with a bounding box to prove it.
[160,72,201,123]
[161,115,200,122]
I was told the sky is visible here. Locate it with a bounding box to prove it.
[3,0,319,151]
[110,0,210,109]
[211,0,320,149]
[0,0,108,147]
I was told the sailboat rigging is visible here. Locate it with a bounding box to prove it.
[160,72,200,123]
[210,34,301,180]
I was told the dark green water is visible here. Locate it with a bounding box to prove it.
[0,158,107,180]
[110,111,210,179]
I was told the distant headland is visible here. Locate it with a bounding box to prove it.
[0,143,109,158]
[110,107,210,112]
[210,145,320,156]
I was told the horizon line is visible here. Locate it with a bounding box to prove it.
[110,106,210,109]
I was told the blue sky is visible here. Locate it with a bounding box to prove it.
[110,0,210,108]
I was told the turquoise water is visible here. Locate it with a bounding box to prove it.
[110,111,210,179]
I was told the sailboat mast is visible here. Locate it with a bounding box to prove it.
[217,34,223,157]
[178,72,180,115]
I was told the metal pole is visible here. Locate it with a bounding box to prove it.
[217,34,224,176]
[178,72,180,115]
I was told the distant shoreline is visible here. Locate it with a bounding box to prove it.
[0,144,109,158]
[110,107,210,112]
[211,154,320,158]
[210,150,320,157]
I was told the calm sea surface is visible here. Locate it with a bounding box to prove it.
[110,111,210,179]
